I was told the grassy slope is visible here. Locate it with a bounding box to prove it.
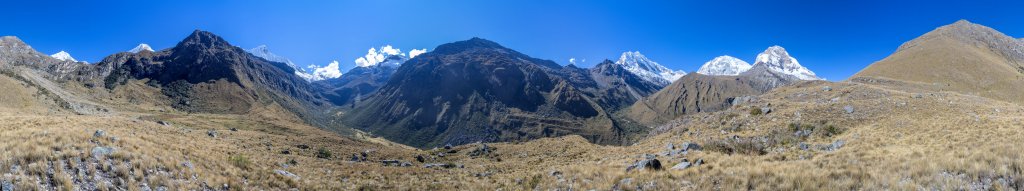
[4,78,1022,190]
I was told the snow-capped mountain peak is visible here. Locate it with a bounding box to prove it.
[615,51,686,85]
[696,55,752,76]
[128,43,154,53]
[245,45,314,81]
[753,46,821,80]
[50,51,78,62]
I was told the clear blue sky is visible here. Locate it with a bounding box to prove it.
[2,0,1022,80]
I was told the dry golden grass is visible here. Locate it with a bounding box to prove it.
[1,77,1023,190]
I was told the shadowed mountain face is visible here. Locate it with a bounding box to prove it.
[315,56,402,107]
[342,38,650,148]
[88,30,324,115]
[625,73,765,125]
[625,60,809,126]
[853,20,1024,103]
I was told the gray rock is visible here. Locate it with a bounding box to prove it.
[760,107,773,114]
[93,129,106,138]
[626,156,663,172]
[843,105,855,114]
[274,170,300,180]
[798,142,810,150]
[819,140,845,152]
[913,93,924,98]
[681,142,702,151]
[822,86,832,92]
[424,163,457,169]
[1,180,13,191]
[468,143,493,157]
[400,162,413,167]
[671,159,691,170]
[157,121,171,126]
[381,160,402,166]
[415,155,425,163]
[206,130,218,138]
[665,143,675,151]
[182,161,195,170]
[91,146,116,158]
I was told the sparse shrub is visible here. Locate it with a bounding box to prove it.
[704,137,766,155]
[316,148,332,159]
[749,107,762,115]
[823,125,843,137]
[229,155,251,170]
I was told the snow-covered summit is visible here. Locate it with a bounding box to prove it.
[696,55,752,76]
[615,51,686,85]
[128,43,154,53]
[246,45,314,81]
[753,46,820,80]
[50,51,78,62]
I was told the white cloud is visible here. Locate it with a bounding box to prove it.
[353,45,426,67]
[409,49,427,58]
[568,57,585,65]
[380,45,401,56]
[307,60,343,81]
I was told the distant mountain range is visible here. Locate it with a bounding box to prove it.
[0,29,832,149]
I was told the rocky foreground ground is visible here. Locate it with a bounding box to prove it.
[2,79,1023,190]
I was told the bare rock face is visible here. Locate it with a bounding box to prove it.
[550,80,598,118]
[625,73,766,126]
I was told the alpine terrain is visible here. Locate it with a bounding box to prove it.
[1,17,1023,191]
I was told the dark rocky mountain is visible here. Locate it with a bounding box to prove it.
[585,60,665,111]
[85,30,327,116]
[315,56,402,107]
[341,38,648,148]
[2,31,335,126]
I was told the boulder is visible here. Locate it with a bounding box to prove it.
[93,130,106,138]
[671,158,691,170]
[843,105,855,114]
[822,86,832,92]
[798,142,810,150]
[381,160,402,166]
[681,142,702,151]
[91,146,116,158]
[2,180,13,191]
[415,155,426,163]
[157,121,171,126]
[274,170,300,180]
[626,155,663,172]
[424,163,458,169]
[468,143,494,157]
[206,130,218,138]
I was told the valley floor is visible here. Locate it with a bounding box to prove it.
[2,80,1024,190]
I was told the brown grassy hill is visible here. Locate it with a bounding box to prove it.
[6,78,1022,190]
[625,72,777,126]
[852,20,1024,104]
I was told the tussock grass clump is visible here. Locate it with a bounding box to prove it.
[229,155,251,170]
[748,107,763,115]
[704,137,767,155]
[316,148,332,159]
